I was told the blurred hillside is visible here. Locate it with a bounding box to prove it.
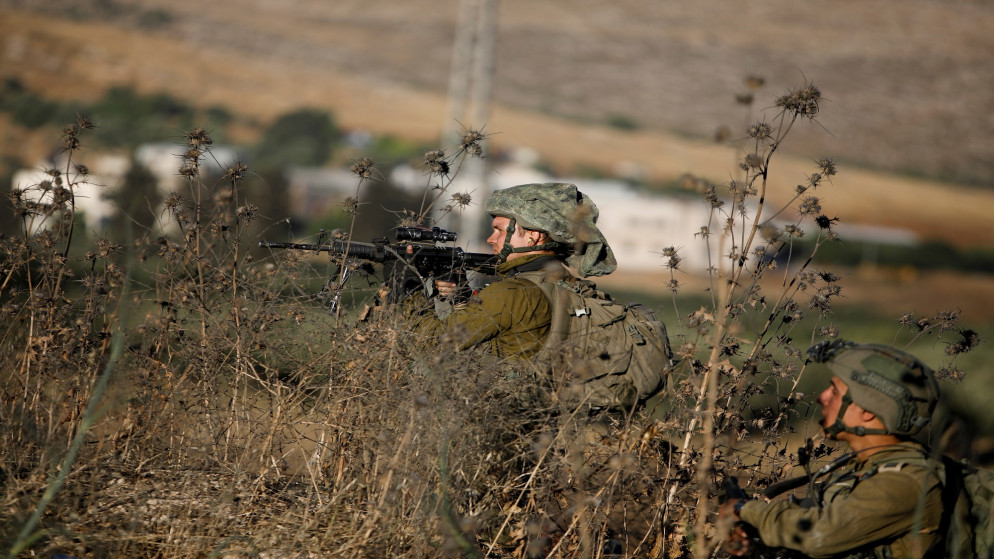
[1,0,993,249]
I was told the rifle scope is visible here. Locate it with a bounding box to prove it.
[395,226,458,243]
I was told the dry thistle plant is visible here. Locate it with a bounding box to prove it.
[654,80,858,558]
[415,126,490,225]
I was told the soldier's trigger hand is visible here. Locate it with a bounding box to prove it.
[435,280,458,299]
[724,525,752,557]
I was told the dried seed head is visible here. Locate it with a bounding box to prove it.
[350,156,375,179]
[661,247,681,270]
[73,163,89,176]
[799,196,821,215]
[814,215,837,230]
[460,129,486,158]
[451,192,472,208]
[817,157,837,176]
[76,114,95,130]
[51,186,71,205]
[341,196,360,215]
[224,161,248,181]
[237,204,259,221]
[186,127,212,147]
[936,366,965,381]
[703,184,723,209]
[818,271,840,283]
[744,153,764,169]
[423,150,449,176]
[818,325,840,338]
[164,192,183,210]
[747,122,773,141]
[179,163,198,178]
[96,239,122,258]
[934,310,960,331]
[776,83,822,119]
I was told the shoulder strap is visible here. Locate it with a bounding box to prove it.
[864,453,963,559]
[515,269,574,349]
[924,456,968,559]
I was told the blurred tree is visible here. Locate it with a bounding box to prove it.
[0,155,22,237]
[253,109,340,172]
[89,86,195,149]
[106,159,162,241]
[244,168,291,232]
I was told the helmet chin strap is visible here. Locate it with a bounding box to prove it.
[823,393,890,438]
[496,217,518,261]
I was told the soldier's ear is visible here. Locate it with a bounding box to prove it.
[859,408,881,425]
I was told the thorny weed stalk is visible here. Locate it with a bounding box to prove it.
[0,87,981,558]
[416,127,488,225]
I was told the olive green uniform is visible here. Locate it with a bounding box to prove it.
[739,441,943,558]
[407,254,555,359]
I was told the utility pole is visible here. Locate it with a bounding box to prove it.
[440,0,498,248]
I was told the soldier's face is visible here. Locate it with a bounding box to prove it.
[817,376,865,439]
[487,216,536,260]
[818,376,848,433]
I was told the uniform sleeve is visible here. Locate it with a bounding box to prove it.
[407,278,549,353]
[739,468,941,558]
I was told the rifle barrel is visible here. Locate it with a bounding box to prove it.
[258,240,496,273]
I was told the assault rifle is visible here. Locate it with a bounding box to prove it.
[259,226,497,313]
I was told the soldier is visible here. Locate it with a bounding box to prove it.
[405,181,616,360]
[721,340,946,558]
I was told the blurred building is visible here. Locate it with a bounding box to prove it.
[12,153,129,233]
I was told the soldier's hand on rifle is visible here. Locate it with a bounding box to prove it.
[435,280,458,299]
[719,499,753,557]
[724,525,753,557]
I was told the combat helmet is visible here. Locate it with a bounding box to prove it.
[485,182,616,277]
[807,340,940,437]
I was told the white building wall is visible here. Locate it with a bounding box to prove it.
[12,154,130,234]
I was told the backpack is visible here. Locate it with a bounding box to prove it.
[516,268,672,411]
[939,456,994,559]
[869,453,994,559]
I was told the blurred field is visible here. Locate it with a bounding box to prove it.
[2,1,994,248]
